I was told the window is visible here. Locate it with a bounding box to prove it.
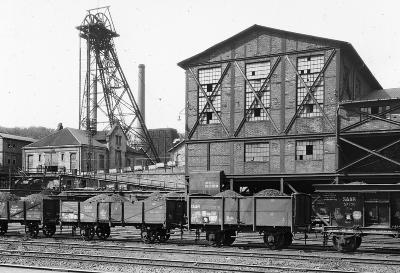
[297,55,324,117]
[360,105,391,120]
[116,135,122,146]
[296,140,323,160]
[39,155,41,162]
[245,143,269,162]
[61,154,64,161]
[12,159,16,165]
[198,67,222,124]
[245,62,271,121]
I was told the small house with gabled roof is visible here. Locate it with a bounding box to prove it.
[22,124,139,174]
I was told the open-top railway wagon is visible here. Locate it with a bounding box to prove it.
[188,193,311,248]
[0,198,59,237]
[60,195,186,241]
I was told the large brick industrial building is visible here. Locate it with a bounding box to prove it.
[178,25,400,194]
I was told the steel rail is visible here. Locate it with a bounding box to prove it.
[0,249,368,273]
[1,239,400,267]
[0,263,112,273]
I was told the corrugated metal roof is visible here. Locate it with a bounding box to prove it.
[25,128,106,148]
[362,88,400,100]
[0,133,36,143]
[340,88,400,105]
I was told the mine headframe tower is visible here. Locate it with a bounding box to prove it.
[77,7,159,168]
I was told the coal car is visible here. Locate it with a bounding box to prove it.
[188,193,312,249]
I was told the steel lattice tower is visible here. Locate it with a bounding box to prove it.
[78,7,159,165]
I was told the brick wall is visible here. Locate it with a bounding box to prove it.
[185,30,339,177]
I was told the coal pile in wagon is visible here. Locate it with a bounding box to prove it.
[145,191,185,201]
[22,193,49,202]
[83,193,127,203]
[254,189,287,197]
[164,191,186,199]
[214,190,242,197]
[0,192,20,202]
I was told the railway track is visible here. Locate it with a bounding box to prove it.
[1,238,400,267]
[0,249,372,273]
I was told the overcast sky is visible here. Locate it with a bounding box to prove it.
[1,0,399,133]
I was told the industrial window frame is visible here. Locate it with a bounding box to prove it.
[360,105,391,120]
[245,61,271,121]
[295,139,323,161]
[244,142,270,162]
[198,67,222,124]
[296,55,325,117]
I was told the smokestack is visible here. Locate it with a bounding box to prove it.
[138,64,145,123]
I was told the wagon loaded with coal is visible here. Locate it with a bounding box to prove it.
[59,192,186,241]
[0,193,59,238]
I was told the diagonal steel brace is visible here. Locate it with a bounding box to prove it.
[234,57,281,136]
[340,137,400,167]
[234,61,280,133]
[284,50,336,134]
[188,64,231,139]
[337,138,400,172]
[341,103,400,132]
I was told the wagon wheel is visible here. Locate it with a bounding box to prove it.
[0,222,8,236]
[222,230,236,246]
[263,232,284,250]
[156,229,170,243]
[95,225,110,240]
[80,226,95,241]
[282,232,293,248]
[141,229,157,244]
[26,223,39,238]
[43,224,56,238]
[332,235,357,252]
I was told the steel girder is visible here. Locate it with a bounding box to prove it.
[337,104,400,173]
[78,8,159,163]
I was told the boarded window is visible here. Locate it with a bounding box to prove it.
[198,67,222,124]
[245,62,271,121]
[245,143,269,162]
[297,55,324,117]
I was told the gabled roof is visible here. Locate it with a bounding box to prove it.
[0,133,36,143]
[25,128,106,148]
[178,24,381,90]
